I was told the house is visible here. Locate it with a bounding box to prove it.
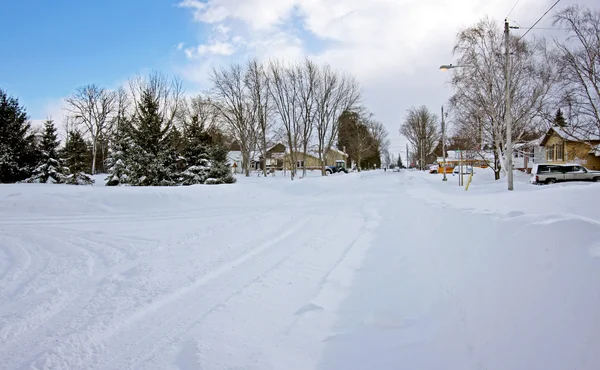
[513,138,545,173]
[285,147,349,170]
[257,143,286,171]
[539,126,600,170]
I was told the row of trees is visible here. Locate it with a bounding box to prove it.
[1,58,389,185]
[400,5,600,178]
[0,90,91,184]
[209,58,387,178]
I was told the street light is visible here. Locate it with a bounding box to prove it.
[439,64,470,71]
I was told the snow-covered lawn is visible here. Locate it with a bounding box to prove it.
[1,170,599,369]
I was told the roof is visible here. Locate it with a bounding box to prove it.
[540,126,600,146]
[328,147,349,157]
[591,144,600,157]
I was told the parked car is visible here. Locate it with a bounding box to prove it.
[429,165,439,174]
[531,163,600,184]
[452,165,473,175]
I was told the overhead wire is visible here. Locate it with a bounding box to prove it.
[506,0,522,19]
[517,0,562,41]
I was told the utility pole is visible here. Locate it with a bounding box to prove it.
[441,105,447,181]
[505,19,514,191]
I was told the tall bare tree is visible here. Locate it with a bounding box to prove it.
[268,59,302,180]
[65,84,116,174]
[297,58,319,177]
[553,6,600,138]
[315,66,361,175]
[400,106,440,170]
[210,63,257,177]
[245,58,271,177]
[448,17,555,179]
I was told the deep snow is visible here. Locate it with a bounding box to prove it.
[0,170,599,370]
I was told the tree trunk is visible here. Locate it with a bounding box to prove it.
[357,156,362,172]
[91,138,97,174]
[262,138,268,178]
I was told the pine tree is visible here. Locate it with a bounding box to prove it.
[179,123,212,185]
[553,108,568,127]
[206,145,236,184]
[128,89,177,186]
[0,89,38,183]
[26,119,67,183]
[105,118,132,186]
[62,130,94,185]
[397,154,404,169]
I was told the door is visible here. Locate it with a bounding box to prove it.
[570,165,588,181]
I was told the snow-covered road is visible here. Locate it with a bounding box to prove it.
[1,171,599,370]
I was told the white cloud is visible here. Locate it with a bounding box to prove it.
[176,42,185,51]
[177,0,589,155]
[185,41,236,58]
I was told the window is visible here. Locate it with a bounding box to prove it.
[556,143,564,161]
[297,160,304,168]
[546,146,554,161]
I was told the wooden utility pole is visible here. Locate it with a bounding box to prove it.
[505,19,514,191]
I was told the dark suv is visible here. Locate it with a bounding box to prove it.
[531,163,600,184]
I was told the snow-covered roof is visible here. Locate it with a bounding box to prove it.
[227,151,242,162]
[591,144,600,157]
[445,150,495,161]
[328,147,348,157]
[542,126,600,145]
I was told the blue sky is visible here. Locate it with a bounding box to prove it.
[0,0,194,119]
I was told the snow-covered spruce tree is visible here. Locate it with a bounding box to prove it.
[105,116,132,186]
[178,121,212,185]
[25,119,67,183]
[127,75,180,186]
[0,88,38,183]
[62,130,94,185]
[206,144,236,184]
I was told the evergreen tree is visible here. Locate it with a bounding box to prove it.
[553,108,568,127]
[26,119,67,183]
[0,89,37,183]
[128,89,177,186]
[397,154,404,169]
[62,130,94,185]
[179,123,212,185]
[206,144,236,184]
[105,119,132,186]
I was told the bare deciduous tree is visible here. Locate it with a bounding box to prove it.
[210,64,257,177]
[65,84,116,174]
[553,6,600,138]
[268,59,302,180]
[245,58,271,177]
[297,59,319,177]
[315,66,361,175]
[400,106,439,170]
[448,18,555,179]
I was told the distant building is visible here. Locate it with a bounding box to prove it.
[539,126,600,170]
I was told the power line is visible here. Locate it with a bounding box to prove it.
[518,0,562,41]
[506,0,522,19]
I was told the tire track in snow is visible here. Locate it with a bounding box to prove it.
[23,215,309,369]
[1,211,265,369]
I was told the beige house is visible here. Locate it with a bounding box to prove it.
[539,126,600,170]
[284,148,349,170]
